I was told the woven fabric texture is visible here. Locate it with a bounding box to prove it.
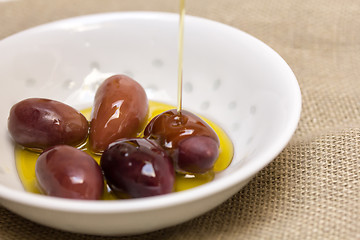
[0,0,359,239]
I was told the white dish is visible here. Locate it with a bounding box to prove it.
[0,12,301,235]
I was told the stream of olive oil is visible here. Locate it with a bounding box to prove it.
[15,101,233,199]
[177,0,186,112]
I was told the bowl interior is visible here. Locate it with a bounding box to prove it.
[0,12,300,207]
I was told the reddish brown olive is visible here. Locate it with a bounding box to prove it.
[35,145,104,200]
[8,98,88,150]
[144,109,219,174]
[177,135,219,173]
[89,75,148,153]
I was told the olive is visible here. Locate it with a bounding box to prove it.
[144,109,219,174]
[35,145,104,200]
[100,138,175,198]
[177,136,219,173]
[8,98,88,150]
[89,75,148,154]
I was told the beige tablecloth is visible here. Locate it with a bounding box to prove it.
[0,0,359,239]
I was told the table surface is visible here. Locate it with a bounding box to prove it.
[0,0,359,239]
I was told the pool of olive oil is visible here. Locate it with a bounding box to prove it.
[15,101,233,199]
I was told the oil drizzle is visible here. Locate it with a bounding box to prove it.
[177,0,186,112]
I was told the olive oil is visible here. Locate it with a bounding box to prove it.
[15,101,233,198]
[177,0,186,112]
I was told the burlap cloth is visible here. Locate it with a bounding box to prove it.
[0,0,359,239]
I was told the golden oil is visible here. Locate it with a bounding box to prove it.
[15,101,233,198]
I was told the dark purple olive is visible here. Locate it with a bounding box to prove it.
[8,98,88,150]
[144,109,219,174]
[177,136,219,174]
[100,138,175,198]
[35,145,104,200]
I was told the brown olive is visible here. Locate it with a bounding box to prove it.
[8,98,88,150]
[89,75,148,153]
[35,145,104,200]
[177,135,219,173]
[144,109,219,174]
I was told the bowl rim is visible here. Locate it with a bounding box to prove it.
[0,11,302,213]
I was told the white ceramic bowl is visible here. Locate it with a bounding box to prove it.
[0,12,301,235]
